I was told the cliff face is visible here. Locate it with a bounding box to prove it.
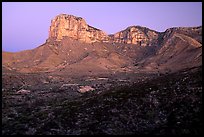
[48,14,160,46]
[48,14,109,43]
[109,26,160,46]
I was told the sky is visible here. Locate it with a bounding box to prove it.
[2,2,202,52]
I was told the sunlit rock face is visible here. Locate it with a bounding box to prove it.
[109,26,159,46]
[48,14,202,48]
[48,14,109,43]
[48,14,161,46]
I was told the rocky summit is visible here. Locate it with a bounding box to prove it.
[48,14,109,43]
[48,14,162,46]
[109,26,160,46]
[2,14,202,135]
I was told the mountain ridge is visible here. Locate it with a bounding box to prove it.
[2,14,202,74]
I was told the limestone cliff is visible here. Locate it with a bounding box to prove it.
[48,14,160,46]
[48,14,109,43]
[109,26,159,46]
[48,14,201,48]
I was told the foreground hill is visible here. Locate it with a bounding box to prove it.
[2,66,202,135]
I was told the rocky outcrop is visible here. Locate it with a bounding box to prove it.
[162,26,202,44]
[48,14,109,43]
[48,14,160,46]
[47,14,203,47]
[109,26,160,46]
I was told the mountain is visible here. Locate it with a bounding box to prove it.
[2,14,202,74]
[48,14,109,43]
[2,14,202,135]
[109,25,161,46]
[136,26,202,72]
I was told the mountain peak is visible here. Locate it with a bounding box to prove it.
[48,14,161,45]
[48,14,108,43]
[47,14,202,47]
[54,14,84,21]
